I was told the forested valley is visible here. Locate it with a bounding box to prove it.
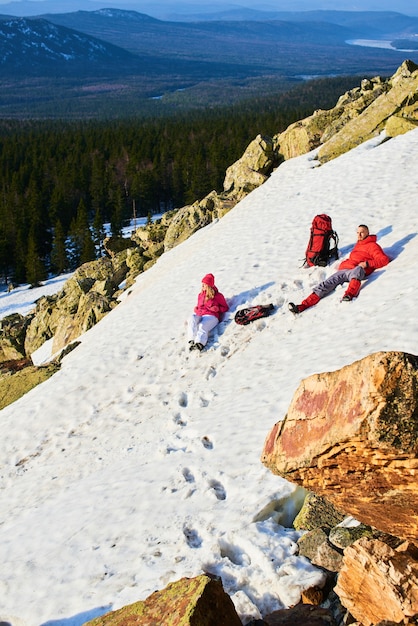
[0,75,360,286]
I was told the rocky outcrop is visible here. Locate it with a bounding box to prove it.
[261,351,418,543]
[261,351,418,625]
[334,538,418,626]
[317,60,418,162]
[85,574,243,626]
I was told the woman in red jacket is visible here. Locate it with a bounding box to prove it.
[289,225,390,314]
[188,273,229,351]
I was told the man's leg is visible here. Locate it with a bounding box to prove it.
[342,266,366,301]
[289,270,349,314]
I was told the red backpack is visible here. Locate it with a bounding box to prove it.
[304,214,339,267]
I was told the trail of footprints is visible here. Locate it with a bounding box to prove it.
[169,389,227,549]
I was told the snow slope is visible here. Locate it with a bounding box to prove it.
[0,128,417,626]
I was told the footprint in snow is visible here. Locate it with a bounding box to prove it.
[209,479,226,500]
[182,467,195,483]
[178,392,188,407]
[183,526,202,548]
[201,436,213,450]
[173,413,187,427]
[205,366,216,380]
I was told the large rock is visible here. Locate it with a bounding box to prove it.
[261,351,418,541]
[334,538,418,626]
[0,313,31,361]
[164,191,231,251]
[85,574,243,626]
[223,134,278,197]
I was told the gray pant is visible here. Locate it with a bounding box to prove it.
[313,266,366,299]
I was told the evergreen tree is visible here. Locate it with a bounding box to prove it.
[50,220,69,274]
[93,207,106,257]
[26,229,47,287]
[68,199,96,268]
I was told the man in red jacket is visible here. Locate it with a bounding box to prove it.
[289,224,390,314]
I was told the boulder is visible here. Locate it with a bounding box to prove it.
[85,574,243,626]
[164,191,229,250]
[223,134,278,197]
[51,290,114,354]
[261,351,418,541]
[293,493,346,532]
[297,528,344,573]
[103,235,137,256]
[334,538,418,626]
[0,313,32,361]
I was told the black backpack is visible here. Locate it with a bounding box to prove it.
[304,214,339,267]
[234,304,274,325]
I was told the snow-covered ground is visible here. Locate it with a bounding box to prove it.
[1,128,417,626]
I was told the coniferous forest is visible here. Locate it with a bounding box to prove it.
[0,76,361,286]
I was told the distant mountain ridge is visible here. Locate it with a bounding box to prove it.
[1,7,418,116]
[0,0,418,19]
[0,16,139,75]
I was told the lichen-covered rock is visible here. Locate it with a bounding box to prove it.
[85,574,243,626]
[164,191,227,250]
[103,235,137,256]
[0,362,60,410]
[293,493,346,531]
[0,313,32,361]
[223,134,277,196]
[318,60,418,162]
[51,290,114,354]
[328,524,374,550]
[297,528,343,572]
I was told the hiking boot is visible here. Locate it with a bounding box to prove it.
[343,278,361,300]
[341,294,352,302]
[288,302,300,314]
[194,342,204,351]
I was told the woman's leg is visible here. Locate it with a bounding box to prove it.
[195,315,219,346]
[187,314,201,342]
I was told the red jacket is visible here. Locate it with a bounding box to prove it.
[194,288,229,320]
[339,235,390,276]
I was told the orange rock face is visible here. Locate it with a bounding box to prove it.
[334,538,418,626]
[261,351,418,541]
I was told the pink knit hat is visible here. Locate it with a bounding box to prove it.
[202,273,215,287]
